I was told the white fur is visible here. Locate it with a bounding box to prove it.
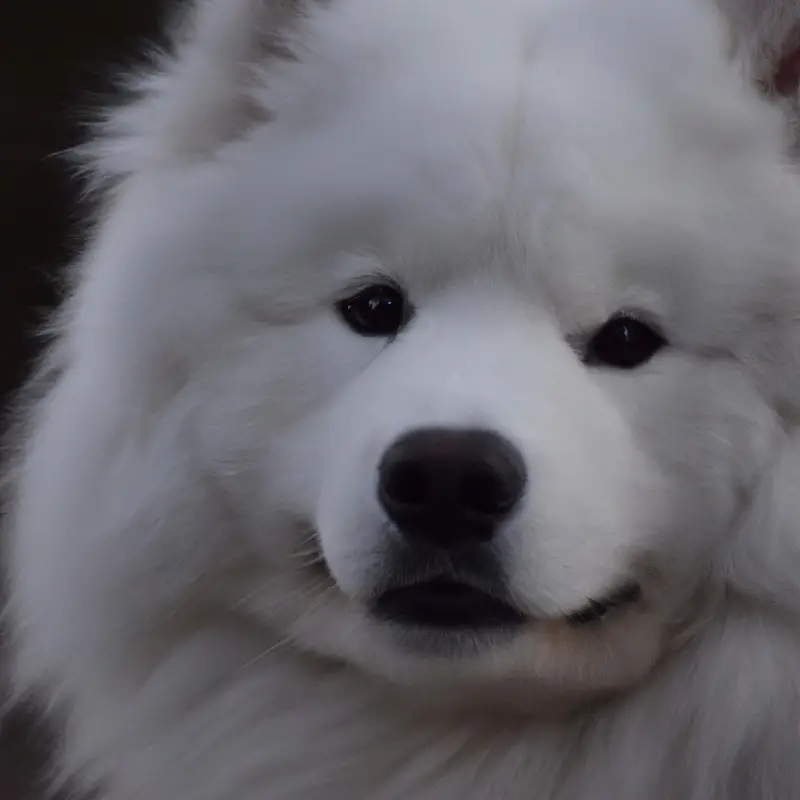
[714,0,800,81]
[6,0,800,797]
[713,0,800,154]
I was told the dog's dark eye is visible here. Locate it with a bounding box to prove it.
[583,314,666,369]
[337,284,409,337]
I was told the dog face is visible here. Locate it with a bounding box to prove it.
[10,0,800,716]
[225,144,784,702]
[156,0,797,701]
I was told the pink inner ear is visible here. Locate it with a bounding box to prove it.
[773,48,800,96]
[772,30,800,97]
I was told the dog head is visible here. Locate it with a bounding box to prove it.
[9,0,800,718]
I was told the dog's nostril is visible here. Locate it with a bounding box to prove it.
[378,428,527,549]
[382,460,430,508]
[459,470,508,516]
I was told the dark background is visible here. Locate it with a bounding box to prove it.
[1,2,173,796]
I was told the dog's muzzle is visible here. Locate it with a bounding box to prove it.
[370,426,528,630]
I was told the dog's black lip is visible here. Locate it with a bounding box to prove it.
[566,582,642,625]
[373,578,527,629]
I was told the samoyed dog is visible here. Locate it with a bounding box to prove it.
[6,0,800,797]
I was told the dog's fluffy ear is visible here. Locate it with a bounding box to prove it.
[713,0,800,91]
[81,0,311,190]
[713,0,800,151]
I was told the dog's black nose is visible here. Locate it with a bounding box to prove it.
[378,428,526,549]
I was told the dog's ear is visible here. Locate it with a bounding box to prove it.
[713,0,800,154]
[713,0,800,93]
[81,0,313,190]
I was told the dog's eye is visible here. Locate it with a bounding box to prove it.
[337,284,409,337]
[583,314,666,369]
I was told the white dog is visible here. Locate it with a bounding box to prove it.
[6,0,800,797]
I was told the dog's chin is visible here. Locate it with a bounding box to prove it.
[353,596,665,717]
[272,545,666,709]
[265,565,669,716]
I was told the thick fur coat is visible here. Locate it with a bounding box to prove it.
[5,0,800,798]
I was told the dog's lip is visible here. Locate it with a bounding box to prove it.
[565,582,642,625]
[372,578,527,629]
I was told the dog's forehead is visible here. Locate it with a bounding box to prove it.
[210,0,797,338]
[224,108,780,341]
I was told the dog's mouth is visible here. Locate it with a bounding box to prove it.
[565,582,642,625]
[371,578,642,630]
[373,579,527,629]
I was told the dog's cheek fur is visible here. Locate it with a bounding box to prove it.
[727,427,800,615]
[6,367,238,695]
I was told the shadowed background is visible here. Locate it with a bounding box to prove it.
[1,2,171,796]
